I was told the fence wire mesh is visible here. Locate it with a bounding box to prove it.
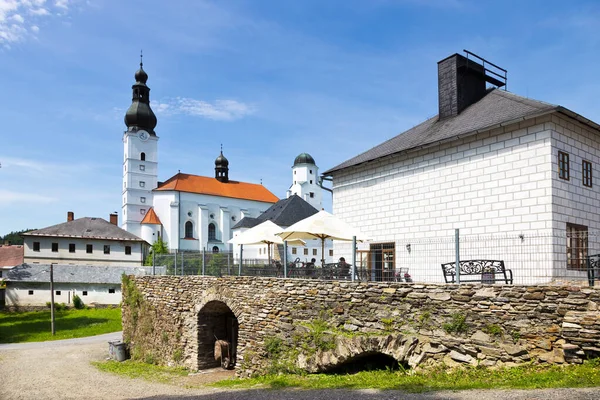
[148,230,599,286]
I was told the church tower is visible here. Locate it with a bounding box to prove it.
[286,153,322,210]
[122,57,158,238]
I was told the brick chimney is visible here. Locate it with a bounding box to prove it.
[109,213,118,226]
[437,53,487,120]
[67,211,74,222]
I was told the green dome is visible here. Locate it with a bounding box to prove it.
[294,153,315,166]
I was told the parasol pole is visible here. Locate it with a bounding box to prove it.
[321,236,325,267]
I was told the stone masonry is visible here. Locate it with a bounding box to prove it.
[122,276,600,377]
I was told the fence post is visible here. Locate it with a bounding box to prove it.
[227,251,231,276]
[174,252,177,276]
[352,236,356,282]
[455,228,460,284]
[202,248,206,276]
[239,245,243,276]
[283,241,288,278]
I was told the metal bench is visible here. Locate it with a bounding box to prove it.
[441,260,513,284]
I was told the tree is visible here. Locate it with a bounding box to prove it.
[144,238,170,266]
[0,229,36,245]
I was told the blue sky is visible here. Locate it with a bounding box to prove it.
[1,0,600,235]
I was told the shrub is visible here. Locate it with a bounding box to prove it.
[264,337,284,359]
[443,313,468,334]
[73,294,85,309]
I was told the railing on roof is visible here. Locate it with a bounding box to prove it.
[464,49,507,90]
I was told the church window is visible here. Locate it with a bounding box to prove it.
[139,165,145,171]
[125,246,132,255]
[310,192,314,198]
[52,243,58,252]
[33,242,40,252]
[69,243,75,253]
[141,152,146,161]
[292,247,297,255]
[310,180,313,184]
[140,209,146,215]
[208,223,216,240]
[140,197,146,203]
[309,170,312,174]
[185,221,194,239]
[86,244,93,254]
[104,245,110,255]
[303,248,308,255]
[139,181,145,188]
[212,246,219,253]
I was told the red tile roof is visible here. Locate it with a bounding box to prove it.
[155,173,279,203]
[0,245,24,267]
[141,207,162,225]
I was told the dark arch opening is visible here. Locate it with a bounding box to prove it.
[184,221,193,239]
[140,152,146,161]
[197,300,238,370]
[323,352,407,375]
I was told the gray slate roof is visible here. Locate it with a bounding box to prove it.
[232,195,319,229]
[22,217,145,242]
[324,89,559,175]
[5,263,165,284]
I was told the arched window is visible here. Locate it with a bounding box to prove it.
[212,246,219,253]
[184,221,193,239]
[208,223,216,240]
[141,152,146,161]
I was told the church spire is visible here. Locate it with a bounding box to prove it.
[124,53,157,134]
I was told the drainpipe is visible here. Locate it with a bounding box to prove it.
[318,175,333,194]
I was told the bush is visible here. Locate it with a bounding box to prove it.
[73,294,85,309]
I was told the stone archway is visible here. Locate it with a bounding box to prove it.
[197,300,239,369]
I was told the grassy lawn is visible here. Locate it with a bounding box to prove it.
[92,358,600,392]
[211,360,600,392]
[0,307,122,343]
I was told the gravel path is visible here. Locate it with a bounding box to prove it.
[1,334,599,400]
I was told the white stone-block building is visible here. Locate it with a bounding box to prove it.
[22,212,147,267]
[324,52,600,284]
[4,263,162,307]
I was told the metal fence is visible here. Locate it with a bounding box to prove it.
[148,230,600,286]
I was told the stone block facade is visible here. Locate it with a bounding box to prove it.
[122,276,600,377]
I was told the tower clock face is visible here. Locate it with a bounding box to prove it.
[138,130,149,141]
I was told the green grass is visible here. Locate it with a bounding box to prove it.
[93,360,188,384]
[0,307,122,343]
[211,360,600,392]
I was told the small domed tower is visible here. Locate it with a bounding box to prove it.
[215,147,229,183]
[287,153,322,209]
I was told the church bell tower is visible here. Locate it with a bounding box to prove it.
[122,55,158,237]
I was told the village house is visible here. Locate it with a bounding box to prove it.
[324,51,600,284]
[21,212,147,267]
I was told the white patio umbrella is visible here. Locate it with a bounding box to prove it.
[228,220,304,263]
[276,210,367,267]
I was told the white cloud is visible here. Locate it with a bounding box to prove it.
[0,0,76,46]
[10,13,24,23]
[0,189,57,205]
[152,97,255,121]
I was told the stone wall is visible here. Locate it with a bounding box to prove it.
[121,276,600,377]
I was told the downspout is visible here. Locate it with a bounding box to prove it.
[318,175,333,194]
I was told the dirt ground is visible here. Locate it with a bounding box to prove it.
[1,333,600,400]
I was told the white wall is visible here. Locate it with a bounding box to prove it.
[5,282,123,306]
[153,191,275,252]
[23,237,144,267]
[331,115,590,284]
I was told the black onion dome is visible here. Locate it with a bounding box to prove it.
[135,65,148,84]
[293,153,316,166]
[215,151,229,167]
[124,62,157,132]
